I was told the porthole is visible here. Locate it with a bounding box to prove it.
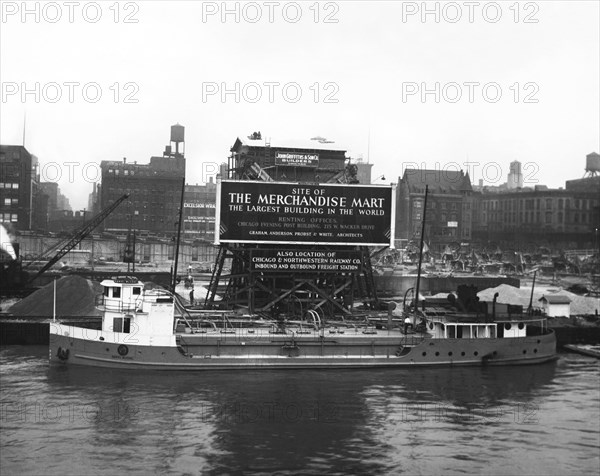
[518,323,525,330]
[537,340,541,344]
[422,352,427,356]
[474,351,479,356]
[448,351,453,356]
[461,351,466,356]
[523,349,527,354]
[534,349,538,353]
[504,323,512,330]
[429,323,434,330]
[435,351,440,356]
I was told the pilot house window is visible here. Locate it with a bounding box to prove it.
[113,317,131,333]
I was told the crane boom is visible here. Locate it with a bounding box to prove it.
[27,193,130,284]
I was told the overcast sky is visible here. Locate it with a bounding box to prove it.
[1,0,598,210]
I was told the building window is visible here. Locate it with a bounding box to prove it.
[11,214,18,222]
[3,198,10,206]
[546,199,552,209]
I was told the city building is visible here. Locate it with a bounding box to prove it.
[182,180,217,242]
[472,154,600,248]
[507,160,523,189]
[0,145,36,231]
[227,132,353,183]
[396,168,474,250]
[354,159,373,184]
[99,125,186,236]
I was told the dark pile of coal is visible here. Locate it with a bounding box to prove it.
[8,275,103,317]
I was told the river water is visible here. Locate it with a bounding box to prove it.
[1,346,598,475]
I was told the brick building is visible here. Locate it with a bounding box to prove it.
[100,154,186,235]
[0,145,36,231]
[472,180,599,248]
[396,168,473,250]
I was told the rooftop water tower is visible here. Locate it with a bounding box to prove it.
[170,124,185,157]
[585,152,600,177]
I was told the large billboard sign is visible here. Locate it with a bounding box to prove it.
[216,181,396,247]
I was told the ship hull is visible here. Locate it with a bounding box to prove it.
[49,324,557,370]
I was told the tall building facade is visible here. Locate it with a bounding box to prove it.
[100,155,185,235]
[99,126,186,236]
[0,145,35,231]
[396,168,473,250]
[507,160,523,189]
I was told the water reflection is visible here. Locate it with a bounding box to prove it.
[41,359,557,474]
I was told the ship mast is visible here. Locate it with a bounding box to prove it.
[413,184,429,324]
[171,177,185,293]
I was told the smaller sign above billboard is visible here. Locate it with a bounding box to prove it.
[275,152,319,167]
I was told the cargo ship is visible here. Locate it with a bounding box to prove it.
[49,276,556,369]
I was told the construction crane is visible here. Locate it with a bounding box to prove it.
[25,193,130,284]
